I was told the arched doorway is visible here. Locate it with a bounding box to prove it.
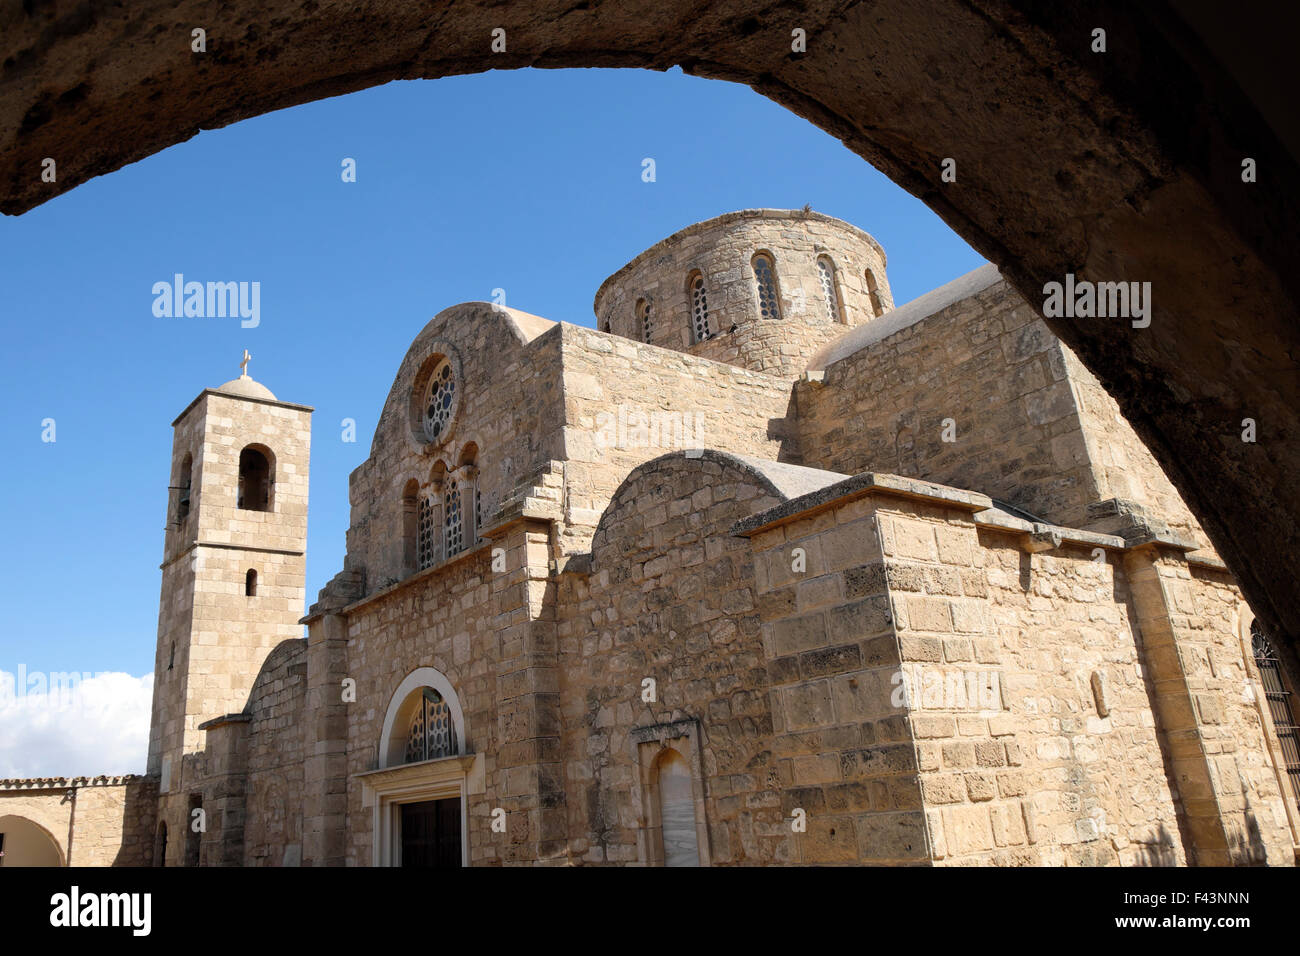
[0,815,65,867]
[363,667,474,866]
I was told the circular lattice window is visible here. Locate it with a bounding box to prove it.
[421,357,458,445]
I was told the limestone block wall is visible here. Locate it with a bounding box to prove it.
[556,453,785,864]
[1124,549,1294,864]
[240,640,308,865]
[344,304,567,594]
[0,778,156,867]
[555,322,799,555]
[67,779,158,866]
[958,527,1187,865]
[797,279,1103,527]
[593,209,893,379]
[192,393,312,554]
[336,523,547,865]
[743,495,929,864]
[737,472,1289,866]
[185,547,306,753]
[1064,347,1206,546]
[797,276,1212,545]
[148,558,196,776]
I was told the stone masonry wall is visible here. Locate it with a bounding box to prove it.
[797,278,1214,549]
[0,778,156,866]
[972,528,1186,865]
[1064,347,1207,547]
[556,322,799,555]
[556,453,785,864]
[344,304,566,594]
[337,522,546,865]
[796,279,1104,528]
[241,639,308,865]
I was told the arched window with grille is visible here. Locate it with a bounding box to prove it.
[688,271,711,343]
[1253,621,1300,810]
[637,297,652,343]
[444,477,464,558]
[404,687,460,764]
[817,256,843,323]
[417,495,436,570]
[752,253,781,320]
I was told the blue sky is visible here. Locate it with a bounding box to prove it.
[0,66,985,689]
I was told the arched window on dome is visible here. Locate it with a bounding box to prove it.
[817,256,843,323]
[637,297,652,343]
[1252,620,1300,810]
[752,253,781,320]
[237,444,274,512]
[865,268,886,318]
[444,477,464,558]
[688,271,711,343]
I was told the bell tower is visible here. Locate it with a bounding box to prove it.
[146,354,312,836]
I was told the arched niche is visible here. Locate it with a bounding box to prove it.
[377,667,467,769]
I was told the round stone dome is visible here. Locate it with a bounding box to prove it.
[215,373,277,401]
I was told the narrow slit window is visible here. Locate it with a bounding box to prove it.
[817,256,842,322]
[689,272,711,342]
[752,254,781,320]
[865,268,886,318]
[417,496,436,570]
[444,478,464,558]
[637,298,652,343]
[245,569,257,597]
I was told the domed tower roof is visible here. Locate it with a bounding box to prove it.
[214,350,277,400]
[593,208,894,378]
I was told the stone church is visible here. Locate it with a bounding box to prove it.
[3,208,1297,867]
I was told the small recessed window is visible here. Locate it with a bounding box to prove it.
[177,453,193,523]
[865,268,886,318]
[245,569,258,597]
[637,298,652,343]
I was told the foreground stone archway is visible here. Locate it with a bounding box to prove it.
[2,0,1296,646]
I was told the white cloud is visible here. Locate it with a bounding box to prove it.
[0,670,153,778]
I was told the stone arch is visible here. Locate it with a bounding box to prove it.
[0,814,65,866]
[3,3,1297,673]
[378,667,468,769]
[237,443,275,512]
